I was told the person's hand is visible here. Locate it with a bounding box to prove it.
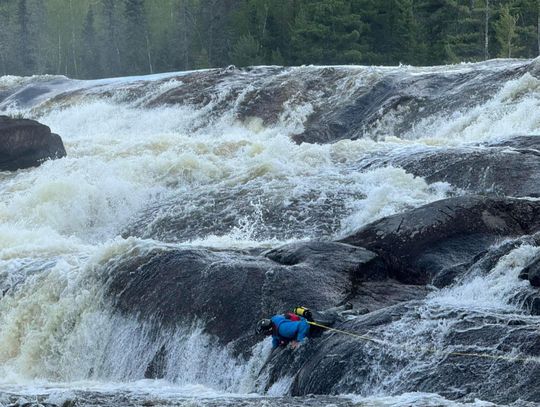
[289,340,299,350]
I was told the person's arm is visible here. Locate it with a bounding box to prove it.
[296,319,310,342]
[272,335,280,349]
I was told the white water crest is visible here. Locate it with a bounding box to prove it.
[1,59,540,405]
[402,72,540,145]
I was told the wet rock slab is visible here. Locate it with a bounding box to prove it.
[104,241,382,350]
[392,136,540,198]
[104,194,540,403]
[340,195,540,285]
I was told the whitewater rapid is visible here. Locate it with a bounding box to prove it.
[2,59,540,406]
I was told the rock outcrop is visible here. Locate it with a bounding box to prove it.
[340,195,540,285]
[97,192,540,404]
[104,242,382,353]
[264,303,540,403]
[392,136,540,198]
[0,115,66,171]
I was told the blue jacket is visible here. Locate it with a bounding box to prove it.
[270,314,310,348]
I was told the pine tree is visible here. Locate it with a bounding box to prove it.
[230,34,263,66]
[170,0,196,71]
[0,2,13,75]
[101,0,122,76]
[444,1,484,62]
[361,0,419,65]
[29,0,50,74]
[81,5,102,78]
[512,0,538,57]
[196,0,237,67]
[291,0,366,65]
[16,0,35,74]
[494,4,519,57]
[123,0,152,74]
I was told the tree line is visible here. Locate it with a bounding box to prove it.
[0,0,539,79]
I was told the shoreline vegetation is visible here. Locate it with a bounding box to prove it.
[1,0,540,80]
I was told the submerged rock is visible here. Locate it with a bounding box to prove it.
[0,115,66,171]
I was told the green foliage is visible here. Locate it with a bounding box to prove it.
[124,0,151,74]
[81,5,101,78]
[291,0,366,64]
[494,4,519,57]
[16,0,34,74]
[230,34,263,67]
[1,0,540,79]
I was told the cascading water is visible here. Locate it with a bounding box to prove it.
[2,59,540,406]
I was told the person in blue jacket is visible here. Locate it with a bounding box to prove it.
[256,313,310,349]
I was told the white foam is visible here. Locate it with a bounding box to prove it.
[0,235,274,394]
[338,166,453,237]
[429,244,540,311]
[344,392,498,406]
[402,73,540,146]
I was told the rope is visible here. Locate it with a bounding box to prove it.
[307,321,540,364]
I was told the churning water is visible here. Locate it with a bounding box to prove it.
[2,59,540,406]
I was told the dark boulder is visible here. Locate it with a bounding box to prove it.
[104,241,382,353]
[265,242,416,314]
[340,195,540,285]
[103,239,440,385]
[264,241,384,282]
[0,115,66,171]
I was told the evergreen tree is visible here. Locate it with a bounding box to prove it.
[230,34,263,66]
[494,4,519,57]
[101,0,123,77]
[123,0,152,74]
[29,0,51,74]
[0,2,14,75]
[360,0,419,64]
[261,0,296,63]
[291,0,365,65]
[230,0,289,65]
[16,0,34,74]
[81,5,102,78]
[513,0,539,57]
[444,1,484,62]
[196,0,237,67]
[171,0,196,71]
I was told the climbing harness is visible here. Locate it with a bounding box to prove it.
[307,321,540,364]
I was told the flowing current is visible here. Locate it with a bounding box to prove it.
[1,59,540,406]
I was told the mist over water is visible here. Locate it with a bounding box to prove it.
[2,60,540,406]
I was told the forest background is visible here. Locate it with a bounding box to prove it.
[1,0,539,79]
